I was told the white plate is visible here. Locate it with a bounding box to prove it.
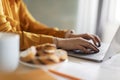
[19,47,68,69]
[19,59,68,70]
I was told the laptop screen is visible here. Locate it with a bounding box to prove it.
[103,26,120,61]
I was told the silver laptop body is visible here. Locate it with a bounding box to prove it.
[68,26,120,62]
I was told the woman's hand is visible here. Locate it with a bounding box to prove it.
[66,33,101,47]
[56,37,99,54]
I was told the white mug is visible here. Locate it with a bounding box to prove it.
[0,32,20,72]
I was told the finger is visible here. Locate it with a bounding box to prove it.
[86,34,101,47]
[77,45,90,54]
[93,35,101,47]
[85,42,99,53]
[83,34,101,47]
[77,37,99,53]
[82,34,98,47]
[89,35,98,47]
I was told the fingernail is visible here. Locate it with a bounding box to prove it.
[98,43,101,47]
[96,42,101,47]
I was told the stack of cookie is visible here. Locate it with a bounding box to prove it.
[20,43,68,65]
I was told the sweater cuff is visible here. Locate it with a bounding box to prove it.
[54,30,67,38]
[39,34,54,44]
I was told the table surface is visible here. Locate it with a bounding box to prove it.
[17,53,120,80]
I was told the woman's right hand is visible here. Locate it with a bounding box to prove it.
[56,37,99,54]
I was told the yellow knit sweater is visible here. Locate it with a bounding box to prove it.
[0,0,67,50]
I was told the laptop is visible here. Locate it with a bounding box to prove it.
[68,26,120,62]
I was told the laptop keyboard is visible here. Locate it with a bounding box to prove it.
[68,43,110,61]
[72,43,109,55]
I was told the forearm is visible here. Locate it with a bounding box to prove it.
[19,0,67,38]
[0,16,54,51]
[19,31,54,51]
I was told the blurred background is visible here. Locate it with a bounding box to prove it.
[24,0,120,43]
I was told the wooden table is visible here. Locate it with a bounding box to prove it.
[16,54,120,80]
